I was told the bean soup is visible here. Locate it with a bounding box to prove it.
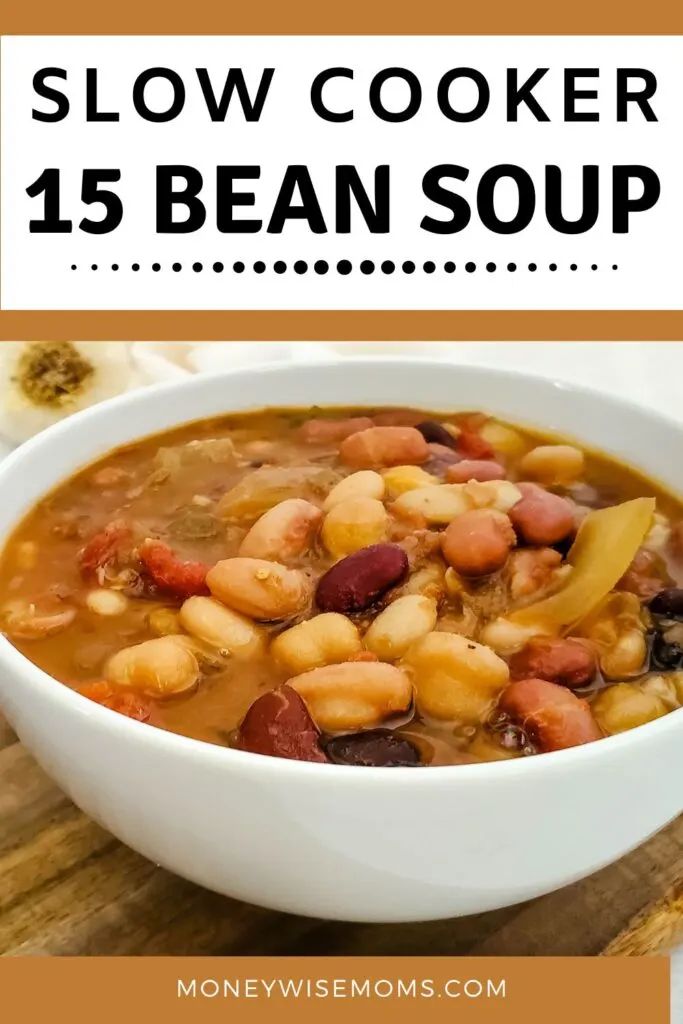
[2,407,682,767]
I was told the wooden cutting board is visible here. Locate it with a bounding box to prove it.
[1,713,681,958]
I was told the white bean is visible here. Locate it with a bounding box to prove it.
[105,636,199,697]
[179,596,263,659]
[404,631,509,723]
[86,588,129,617]
[364,595,438,661]
[324,470,385,510]
[287,661,413,731]
[271,613,361,674]
[392,484,470,525]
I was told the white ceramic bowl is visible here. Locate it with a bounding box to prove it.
[0,359,681,923]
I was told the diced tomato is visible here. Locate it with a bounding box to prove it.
[79,519,131,575]
[138,538,210,599]
[456,430,495,460]
[79,681,151,722]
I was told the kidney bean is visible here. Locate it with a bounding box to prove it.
[499,678,602,752]
[415,421,457,448]
[299,416,374,444]
[508,637,597,688]
[446,460,506,484]
[339,427,429,469]
[508,482,575,546]
[325,730,421,767]
[138,539,210,599]
[456,430,495,460]
[316,543,409,613]
[649,587,683,619]
[441,509,516,577]
[237,685,328,763]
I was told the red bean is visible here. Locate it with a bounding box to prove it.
[446,460,506,484]
[508,637,597,688]
[415,421,457,448]
[299,416,374,444]
[499,678,602,752]
[508,482,575,545]
[237,685,328,762]
[339,427,429,468]
[441,509,516,577]
[316,543,409,613]
[457,430,495,460]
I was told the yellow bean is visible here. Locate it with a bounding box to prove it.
[324,470,385,510]
[238,498,322,562]
[321,497,388,558]
[105,636,199,697]
[382,465,438,497]
[364,595,438,661]
[287,661,413,731]
[592,682,668,735]
[179,596,263,659]
[271,613,361,674]
[404,631,509,723]
[479,420,527,459]
[206,558,311,620]
[519,444,585,485]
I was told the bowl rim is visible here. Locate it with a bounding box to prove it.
[0,355,681,784]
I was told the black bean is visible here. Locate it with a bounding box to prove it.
[415,420,457,448]
[650,629,683,671]
[649,588,683,619]
[325,730,421,767]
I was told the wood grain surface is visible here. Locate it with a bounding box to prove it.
[1,712,681,958]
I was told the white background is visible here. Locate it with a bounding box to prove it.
[1,36,682,310]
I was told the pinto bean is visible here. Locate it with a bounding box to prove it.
[446,460,506,484]
[508,637,597,688]
[299,416,374,444]
[238,499,322,562]
[237,685,328,762]
[287,661,413,731]
[339,426,429,469]
[316,543,409,613]
[441,509,516,577]
[207,558,311,620]
[500,678,602,751]
[508,483,575,545]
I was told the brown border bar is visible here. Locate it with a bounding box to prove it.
[2,0,682,34]
[1,311,682,341]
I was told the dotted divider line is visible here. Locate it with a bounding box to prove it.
[70,261,619,274]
